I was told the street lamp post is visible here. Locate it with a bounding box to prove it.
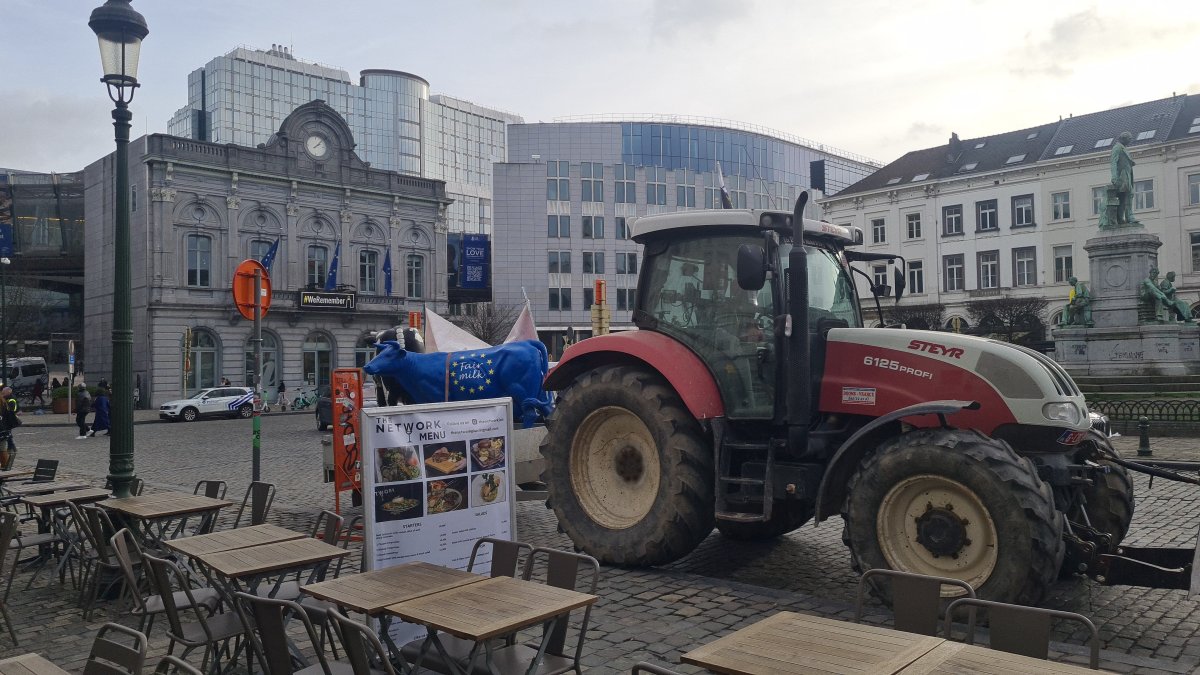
[89,0,148,499]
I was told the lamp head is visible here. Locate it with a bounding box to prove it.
[89,0,148,102]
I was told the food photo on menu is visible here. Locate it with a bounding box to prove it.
[423,440,468,476]
[374,482,424,523]
[376,445,423,483]
[469,436,506,472]
[471,471,506,507]
[426,477,468,516]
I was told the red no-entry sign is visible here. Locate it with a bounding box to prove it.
[233,259,272,321]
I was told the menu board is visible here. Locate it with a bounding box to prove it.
[362,398,516,632]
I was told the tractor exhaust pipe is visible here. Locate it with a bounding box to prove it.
[787,193,811,444]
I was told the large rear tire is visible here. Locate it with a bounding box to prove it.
[843,428,1064,606]
[716,502,813,541]
[541,366,714,566]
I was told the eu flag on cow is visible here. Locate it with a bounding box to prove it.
[383,248,393,296]
[324,241,341,291]
[259,238,280,272]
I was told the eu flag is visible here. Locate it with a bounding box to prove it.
[259,238,280,272]
[324,241,341,291]
[383,248,393,296]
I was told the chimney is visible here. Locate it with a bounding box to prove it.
[947,132,962,163]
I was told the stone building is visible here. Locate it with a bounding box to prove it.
[85,101,450,407]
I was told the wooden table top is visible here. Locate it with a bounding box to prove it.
[0,469,34,481]
[101,493,232,519]
[166,524,306,558]
[21,488,112,508]
[386,575,598,642]
[3,481,90,496]
[196,537,348,578]
[0,653,71,675]
[681,611,944,675]
[900,642,1102,674]
[302,561,487,615]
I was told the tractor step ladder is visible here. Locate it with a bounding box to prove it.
[714,429,774,524]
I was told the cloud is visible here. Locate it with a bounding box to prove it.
[649,0,754,41]
[0,92,114,172]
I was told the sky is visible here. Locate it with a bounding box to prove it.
[3,0,1199,173]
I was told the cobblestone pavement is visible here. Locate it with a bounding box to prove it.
[2,418,1199,673]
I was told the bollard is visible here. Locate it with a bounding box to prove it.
[1137,416,1152,456]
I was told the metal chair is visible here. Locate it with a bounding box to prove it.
[297,514,359,658]
[170,480,229,539]
[854,568,976,636]
[104,476,145,496]
[111,528,220,636]
[83,623,149,675]
[27,458,58,483]
[631,664,684,675]
[154,655,203,675]
[6,504,68,600]
[232,481,276,528]
[326,608,398,675]
[0,512,20,646]
[142,552,247,675]
[233,591,331,675]
[256,510,345,602]
[944,597,1101,669]
[72,503,128,619]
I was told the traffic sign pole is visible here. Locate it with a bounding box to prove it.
[252,268,263,482]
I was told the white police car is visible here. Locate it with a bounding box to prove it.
[159,387,255,422]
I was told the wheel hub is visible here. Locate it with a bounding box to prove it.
[614,446,644,482]
[914,503,971,558]
[568,406,662,530]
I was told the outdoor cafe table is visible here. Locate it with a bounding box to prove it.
[165,523,306,558]
[101,492,231,545]
[386,575,598,675]
[192,536,349,597]
[0,468,34,483]
[0,653,71,675]
[2,481,90,497]
[899,641,1101,674]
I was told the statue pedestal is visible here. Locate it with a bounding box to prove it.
[1055,324,1200,376]
[1083,229,1160,328]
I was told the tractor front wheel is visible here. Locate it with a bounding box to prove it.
[541,366,713,566]
[843,428,1064,606]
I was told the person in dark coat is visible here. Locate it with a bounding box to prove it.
[88,388,111,437]
[50,377,61,389]
[75,385,92,439]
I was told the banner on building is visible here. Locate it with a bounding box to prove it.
[298,290,356,310]
[447,233,492,303]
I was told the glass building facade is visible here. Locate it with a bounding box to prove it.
[168,46,521,234]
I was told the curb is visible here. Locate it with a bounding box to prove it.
[15,408,314,428]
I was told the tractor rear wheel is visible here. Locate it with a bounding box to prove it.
[716,502,813,541]
[541,365,713,566]
[843,428,1064,606]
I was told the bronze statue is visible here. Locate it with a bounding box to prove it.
[1140,266,1170,323]
[1059,277,1093,327]
[1100,131,1140,229]
[1159,271,1195,323]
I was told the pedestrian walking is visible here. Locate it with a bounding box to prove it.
[50,377,60,389]
[0,387,20,468]
[221,377,232,386]
[88,388,111,437]
[75,385,92,439]
[31,378,45,406]
[277,381,289,411]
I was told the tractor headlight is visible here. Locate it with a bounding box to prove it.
[1042,401,1082,426]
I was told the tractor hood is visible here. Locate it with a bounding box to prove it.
[819,328,1090,441]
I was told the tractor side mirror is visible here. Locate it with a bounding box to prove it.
[872,284,891,298]
[737,244,767,291]
[893,267,906,301]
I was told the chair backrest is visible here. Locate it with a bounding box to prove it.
[233,481,276,527]
[944,597,1101,669]
[154,655,202,675]
[233,591,326,675]
[334,514,363,577]
[110,528,146,613]
[65,501,97,558]
[83,622,148,675]
[194,479,227,500]
[468,536,532,578]
[31,459,58,482]
[141,553,215,645]
[83,504,121,565]
[131,477,145,496]
[0,512,18,579]
[854,569,975,636]
[312,509,344,544]
[632,663,684,675]
[326,609,397,675]
[521,547,600,659]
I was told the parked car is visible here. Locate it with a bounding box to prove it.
[3,357,48,396]
[159,387,254,422]
[316,380,378,430]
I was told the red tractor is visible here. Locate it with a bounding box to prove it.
[541,194,1135,606]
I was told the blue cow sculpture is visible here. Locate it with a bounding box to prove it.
[363,338,554,428]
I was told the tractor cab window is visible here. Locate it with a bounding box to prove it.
[779,243,862,329]
[641,233,775,419]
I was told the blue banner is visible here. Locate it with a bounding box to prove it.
[0,224,12,259]
[0,179,12,259]
[460,234,489,290]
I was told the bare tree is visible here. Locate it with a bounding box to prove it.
[886,302,946,330]
[0,270,64,354]
[450,303,522,345]
[966,295,1048,345]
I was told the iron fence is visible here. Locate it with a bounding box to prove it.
[1087,398,1200,422]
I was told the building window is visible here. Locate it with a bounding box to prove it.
[583,287,594,309]
[245,332,281,394]
[1012,195,1034,227]
[1054,245,1073,283]
[582,215,604,239]
[976,200,998,231]
[406,254,424,298]
[616,217,629,239]
[582,251,605,274]
[616,288,632,311]
[727,175,748,208]
[905,213,922,239]
[871,218,886,244]
[944,254,965,292]
[872,265,887,288]
[302,332,333,388]
[306,245,328,288]
[186,234,212,287]
[616,252,638,275]
[547,251,571,274]
[908,261,924,294]
[1092,186,1106,215]
[1052,191,1071,220]
[614,164,636,204]
[978,250,1000,289]
[359,249,378,294]
[184,328,219,394]
[676,169,696,207]
[548,288,572,311]
[131,184,137,212]
[581,162,603,202]
[1013,247,1037,286]
[943,205,963,235]
[1189,174,1200,206]
[1134,179,1155,210]
[547,215,570,238]
[249,239,272,261]
[546,161,569,201]
[1191,233,1200,272]
[646,167,667,206]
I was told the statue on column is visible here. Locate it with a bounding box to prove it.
[1059,277,1093,327]
[1159,271,1195,323]
[1100,131,1140,229]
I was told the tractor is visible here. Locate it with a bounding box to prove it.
[540,194,1139,607]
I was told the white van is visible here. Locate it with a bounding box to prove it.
[4,357,48,393]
